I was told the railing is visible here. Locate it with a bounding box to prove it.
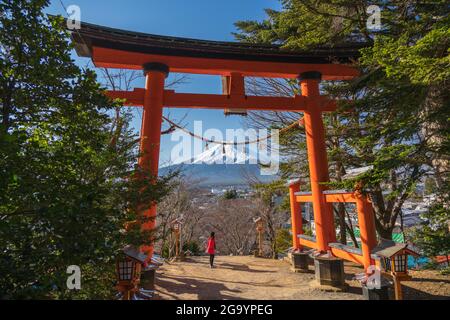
[292,188,376,271]
[298,234,318,250]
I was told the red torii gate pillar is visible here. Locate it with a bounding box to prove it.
[289,178,312,273]
[139,63,168,258]
[288,178,303,251]
[299,72,336,252]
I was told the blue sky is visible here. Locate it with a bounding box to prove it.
[45,0,282,165]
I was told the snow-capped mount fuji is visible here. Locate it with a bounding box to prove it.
[160,144,279,187]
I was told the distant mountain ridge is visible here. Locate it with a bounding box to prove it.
[160,144,278,187]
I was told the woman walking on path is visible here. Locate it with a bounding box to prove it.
[206,232,216,268]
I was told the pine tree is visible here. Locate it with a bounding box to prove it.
[0,0,174,299]
[235,1,449,240]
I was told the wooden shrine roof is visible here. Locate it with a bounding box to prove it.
[70,20,365,65]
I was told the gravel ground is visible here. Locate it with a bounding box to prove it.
[154,255,449,300]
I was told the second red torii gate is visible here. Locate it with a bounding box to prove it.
[70,21,376,272]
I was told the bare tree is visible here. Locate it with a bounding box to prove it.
[99,68,190,137]
[205,198,259,255]
[155,176,204,258]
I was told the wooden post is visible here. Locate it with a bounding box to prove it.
[391,257,404,300]
[256,219,264,257]
[258,229,263,256]
[175,232,179,258]
[393,276,403,300]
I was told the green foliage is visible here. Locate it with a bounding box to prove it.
[235,0,450,241]
[275,228,292,253]
[161,242,171,259]
[223,189,238,200]
[303,225,314,237]
[409,190,450,261]
[0,1,174,299]
[424,177,438,195]
[253,179,286,204]
[441,266,450,275]
[363,17,450,85]
[183,241,201,256]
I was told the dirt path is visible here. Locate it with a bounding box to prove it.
[154,255,364,300]
[154,255,450,300]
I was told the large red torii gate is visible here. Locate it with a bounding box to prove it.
[70,21,376,274]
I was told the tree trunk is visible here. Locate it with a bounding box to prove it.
[377,226,394,241]
[344,207,359,248]
[421,85,449,189]
[337,203,347,244]
[346,224,359,248]
[330,118,347,245]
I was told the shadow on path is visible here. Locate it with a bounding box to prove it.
[217,262,272,273]
[156,274,244,300]
[403,285,450,300]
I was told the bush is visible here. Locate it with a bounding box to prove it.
[223,189,238,199]
[441,266,450,276]
[183,241,201,256]
[275,228,292,254]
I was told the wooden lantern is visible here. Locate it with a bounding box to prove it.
[116,245,147,300]
[255,217,264,232]
[171,219,183,259]
[373,242,420,300]
[254,217,264,257]
[172,219,181,235]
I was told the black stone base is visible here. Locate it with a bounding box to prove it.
[362,284,390,300]
[362,281,391,300]
[141,267,156,291]
[292,252,310,273]
[313,256,346,288]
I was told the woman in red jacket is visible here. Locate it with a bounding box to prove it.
[206,232,216,268]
